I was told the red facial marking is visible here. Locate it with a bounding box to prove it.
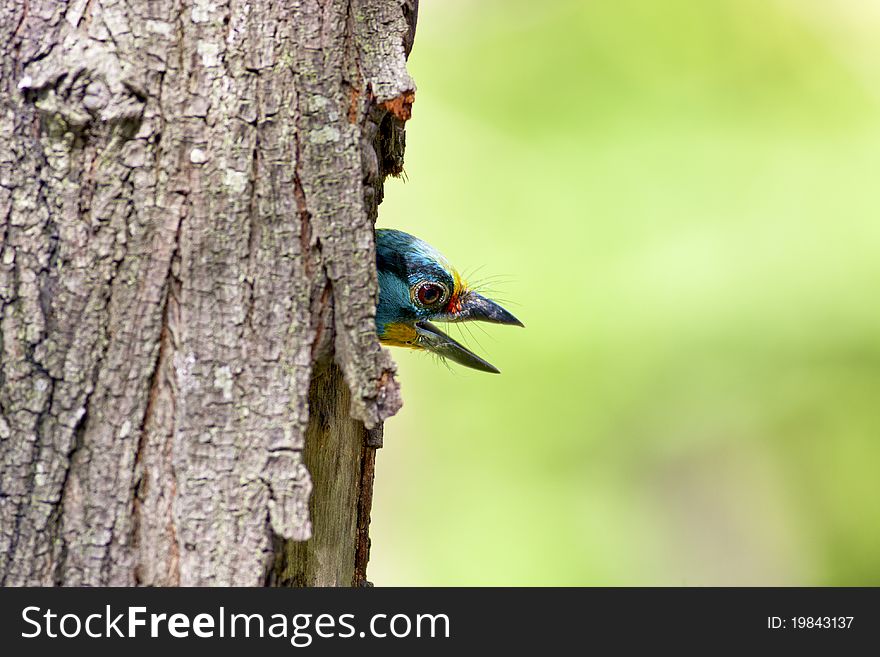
[445,292,463,315]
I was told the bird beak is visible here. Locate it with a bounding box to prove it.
[451,291,524,327]
[415,321,501,374]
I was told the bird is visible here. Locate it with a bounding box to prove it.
[375,228,523,373]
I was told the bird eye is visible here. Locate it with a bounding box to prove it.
[414,281,447,307]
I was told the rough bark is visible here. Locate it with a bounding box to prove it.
[0,0,415,586]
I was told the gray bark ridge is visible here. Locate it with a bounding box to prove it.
[0,0,413,586]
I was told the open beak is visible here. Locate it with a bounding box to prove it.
[415,321,501,374]
[450,291,524,327]
[412,292,522,373]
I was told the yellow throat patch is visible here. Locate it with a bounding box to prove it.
[379,322,419,349]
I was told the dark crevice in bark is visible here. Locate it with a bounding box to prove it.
[291,87,313,275]
[353,426,381,586]
[50,382,89,586]
[309,281,332,362]
[243,119,261,337]
[11,0,29,44]
[402,1,419,58]
[131,189,184,586]
[131,296,173,584]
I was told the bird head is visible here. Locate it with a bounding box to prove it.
[375,229,523,373]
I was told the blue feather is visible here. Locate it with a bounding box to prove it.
[375,229,456,336]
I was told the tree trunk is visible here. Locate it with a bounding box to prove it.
[0,0,415,586]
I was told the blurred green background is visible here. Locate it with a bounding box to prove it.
[370,0,880,585]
